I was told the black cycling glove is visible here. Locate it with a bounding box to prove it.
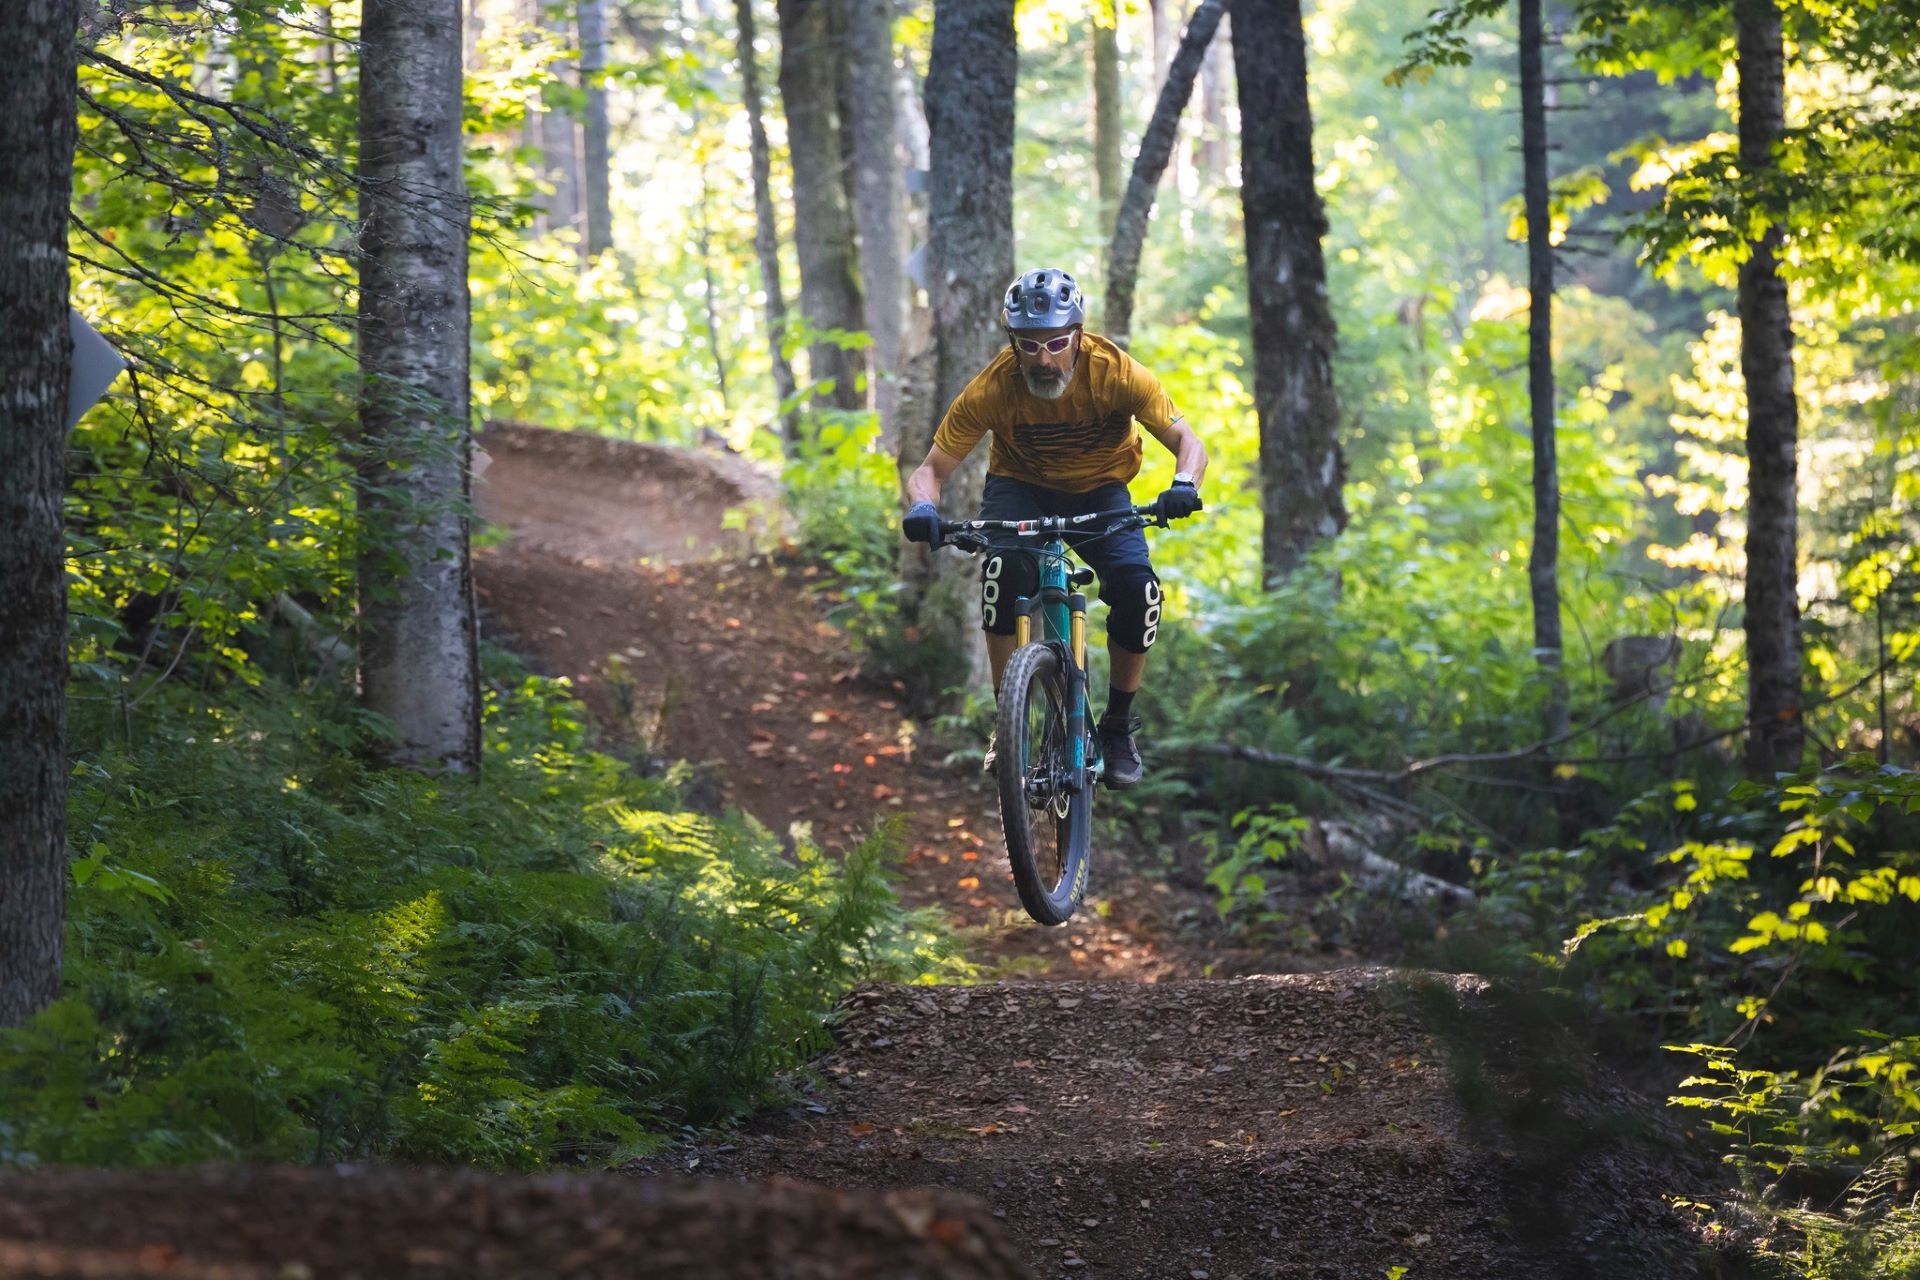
[1157,481,1203,521]
[902,500,943,546]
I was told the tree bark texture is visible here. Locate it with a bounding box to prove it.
[1230,0,1344,585]
[844,0,911,445]
[735,0,800,443]
[777,0,868,413]
[1735,0,1804,776]
[0,0,78,1028]
[1519,0,1567,741]
[897,0,1015,700]
[358,0,482,773]
[1105,0,1223,349]
[1092,0,1122,242]
[578,0,614,258]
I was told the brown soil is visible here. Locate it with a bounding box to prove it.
[0,1166,1029,1279]
[0,427,1708,1279]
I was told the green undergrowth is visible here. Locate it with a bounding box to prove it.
[0,654,961,1171]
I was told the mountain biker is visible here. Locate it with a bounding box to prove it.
[899,266,1208,789]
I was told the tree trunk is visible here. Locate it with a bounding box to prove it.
[844,0,910,445]
[1092,0,1122,243]
[1149,0,1173,86]
[1106,0,1223,349]
[533,0,580,241]
[579,0,615,258]
[897,0,1015,701]
[1195,13,1228,185]
[0,0,78,1029]
[1519,0,1566,742]
[1231,0,1343,585]
[777,0,867,414]
[735,0,800,444]
[1736,0,1804,777]
[358,0,482,773]
[696,148,733,414]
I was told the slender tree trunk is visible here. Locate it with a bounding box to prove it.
[0,0,78,1028]
[1196,14,1228,184]
[777,0,867,413]
[897,0,1015,701]
[1149,0,1173,86]
[1231,0,1343,585]
[1092,0,1122,242]
[1736,0,1804,776]
[358,0,482,772]
[1519,0,1566,741]
[1106,0,1223,349]
[845,0,910,445]
[735,0,800,443]
[579,0,615,258]
[696,150,733,414]
[533,0,580,240]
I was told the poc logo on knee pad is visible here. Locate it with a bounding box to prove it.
[981,555,1004,630]
[1141,580,1162,649]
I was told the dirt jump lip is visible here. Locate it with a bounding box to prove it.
[474,421,781,566]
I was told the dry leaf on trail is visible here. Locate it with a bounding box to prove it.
[747,741,774,757]
[848,1122,877,1137]
[957,876,981,890]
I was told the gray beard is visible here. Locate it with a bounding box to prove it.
[1021,364,1072,400]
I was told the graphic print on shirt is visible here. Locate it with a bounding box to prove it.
[994,409,1136,482]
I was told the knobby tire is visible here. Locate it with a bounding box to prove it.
[995,643,1092,926]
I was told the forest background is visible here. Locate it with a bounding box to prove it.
[3,0,1920,1272]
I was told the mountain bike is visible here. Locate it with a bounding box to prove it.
[937,502,1181,926]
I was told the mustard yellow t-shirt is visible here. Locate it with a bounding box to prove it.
[930,332,1182,493]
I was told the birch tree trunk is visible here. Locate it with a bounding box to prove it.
[896,0,1015,701]
[0,0,78,1028]
[1231,0,1344,586]
[1736,0,1805,777]
[1105,0,1223,349]
[579,0,615,258]
[777,0,868,414]
[358,0,482,773]
[845,0,910,445]
[1519,0,1566,742]
[1092,0,1122,242]
[735,0,800,443]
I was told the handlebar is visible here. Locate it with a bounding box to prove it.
[931,503,1191,554]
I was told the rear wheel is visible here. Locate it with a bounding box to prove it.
[995,642,1091,925]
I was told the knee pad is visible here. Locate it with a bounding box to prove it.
[980,550,1040,636]
[1102,566,1163,653]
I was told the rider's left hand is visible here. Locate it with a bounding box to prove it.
[1156,481,1203,521]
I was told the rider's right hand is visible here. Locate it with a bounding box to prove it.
[902,501,943,547]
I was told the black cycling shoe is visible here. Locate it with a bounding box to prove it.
[1098,714,1144,789]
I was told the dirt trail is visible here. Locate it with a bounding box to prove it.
[473,422,1250,982]
[470,427,1706,1279]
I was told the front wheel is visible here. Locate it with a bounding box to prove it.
[995,643,1092,926]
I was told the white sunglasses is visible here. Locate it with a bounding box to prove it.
[1010,332,1076,356]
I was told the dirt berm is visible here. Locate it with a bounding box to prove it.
[0,1164,1031,1278]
